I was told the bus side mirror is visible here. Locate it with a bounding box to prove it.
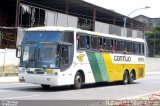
[16,45,21,58]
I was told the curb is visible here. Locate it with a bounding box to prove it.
[0,76,19,83]
[145,72,160,75]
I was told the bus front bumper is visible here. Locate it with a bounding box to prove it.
[19,74,60,86]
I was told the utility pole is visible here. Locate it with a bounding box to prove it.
[123,6,150,37]
[15,0,20,27]
[93,8,96,31]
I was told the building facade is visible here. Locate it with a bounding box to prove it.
[134,15,160,28]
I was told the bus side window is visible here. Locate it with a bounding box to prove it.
[103,38,106,50]
[133,43,140,54]
[127,41,133,53]
[139,43,141,55]
[91,37,98,50]
[123,41,127,53]
[76,34,80,48]
[116,40,122,52]
[141,44,144,55]
[77,34,90,49]
[98,37,103,51]
[111,39,115,53]
[79,35,86,49]
[60,45,69,70]
[105,38,111,51]
[86,35,90,49]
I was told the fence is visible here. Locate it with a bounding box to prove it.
[0,49,19,76]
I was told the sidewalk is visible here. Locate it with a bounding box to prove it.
[0,76,19,83]
[145,72,160,75]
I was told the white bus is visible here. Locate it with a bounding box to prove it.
[17,26,146,89]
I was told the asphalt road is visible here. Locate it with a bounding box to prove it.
[0,74,160,106]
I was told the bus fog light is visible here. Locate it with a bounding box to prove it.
[47,78,52,81]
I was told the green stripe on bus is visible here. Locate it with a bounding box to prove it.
[86,52,103,82]
[95,53,109,81]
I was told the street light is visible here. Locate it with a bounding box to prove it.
[123,6,150,29]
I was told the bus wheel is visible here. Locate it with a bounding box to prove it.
[73,72,82,89]
[122,71,129,85]
[129,71,135,84]
[41,84,51,89]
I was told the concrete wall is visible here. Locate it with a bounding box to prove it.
[146,57,160,72]
[0,49,19,76]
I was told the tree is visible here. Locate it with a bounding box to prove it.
[145,25,160,57]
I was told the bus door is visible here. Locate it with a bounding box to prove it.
[59,44,73,71]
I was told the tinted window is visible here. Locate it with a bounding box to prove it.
[116,40,123,52]
[106,38,111,51]
[140,44,145,55]
[91,37,98,49]
[77,34,90,49]
[133,43,140,54]
[127,42,133,53]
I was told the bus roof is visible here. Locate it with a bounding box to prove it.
[25,26,145,43]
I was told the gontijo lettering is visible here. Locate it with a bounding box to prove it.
[114,56,131,62]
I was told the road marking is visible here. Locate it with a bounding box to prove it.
[1,95,39,100]
[0,83,26,86]
[120,91,160,100]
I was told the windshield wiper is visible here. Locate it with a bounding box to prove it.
[28,59,35,62]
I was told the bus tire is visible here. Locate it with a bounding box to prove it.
[73,72,82,89]
[122,71,129,85]
[129,71,135,84]
[41,84,51,89]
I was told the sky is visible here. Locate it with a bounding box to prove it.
[84,0,159,18]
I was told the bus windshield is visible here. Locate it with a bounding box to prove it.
[21,43,59,68]
[37,44,59,68]
[21,43,37,68]
[20,30,74,69]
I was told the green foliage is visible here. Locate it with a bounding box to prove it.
[145,25,160,57]
[146,25,160,38]
[145,31,154,39]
